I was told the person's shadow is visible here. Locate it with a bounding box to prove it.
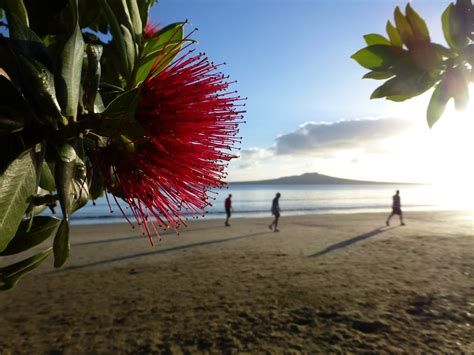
[309,226,396,258]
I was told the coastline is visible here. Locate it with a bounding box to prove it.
[1,211,473,353]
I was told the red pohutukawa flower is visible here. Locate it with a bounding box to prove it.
[99,33,245,242]
[143,22,160,39]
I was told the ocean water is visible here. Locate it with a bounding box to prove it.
[69,183,473,225]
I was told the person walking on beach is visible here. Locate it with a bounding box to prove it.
[225,194,233,226]
[386,190,405,226]
[268,192,281,232]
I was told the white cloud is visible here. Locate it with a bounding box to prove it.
[227,114,474,184]
[274,117,415,156]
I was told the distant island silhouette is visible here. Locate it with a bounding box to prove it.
[231,172,417,185]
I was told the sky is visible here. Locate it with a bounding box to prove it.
[151,0,474,185]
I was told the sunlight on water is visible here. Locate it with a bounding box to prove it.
[70,183,473,225]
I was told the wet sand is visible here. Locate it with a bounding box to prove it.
[0,211,473,353]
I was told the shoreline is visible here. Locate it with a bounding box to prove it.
[1,210,473,353]
[69,207,473,226]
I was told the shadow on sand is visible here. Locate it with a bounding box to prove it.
[58,231,269,272]
[73,225,235,247]
[309,226,396,258]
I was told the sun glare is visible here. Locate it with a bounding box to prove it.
[425,92,474,213]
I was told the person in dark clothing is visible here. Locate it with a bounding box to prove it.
[268,192,281,232]
[225,194,232,226]
[386,190,405,226]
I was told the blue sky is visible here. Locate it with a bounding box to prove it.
[152,1,449,143]
[151,0,474,183]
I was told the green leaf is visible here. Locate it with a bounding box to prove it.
[94,92,106,114]
[57,4,84,121]
[133,22,186,84]
[17,54,65,128]
[364,34,390,46]
[0,248,52,290]
[39,162,55,191]
[442,4,457,49]
[127,0,142,38]
[362,71,394,80]
[89,169,104,200]
[8,13,51,68]
[141,22,184,57]
[54,140,88,219]
[370,71,436,101]
[53,219,69,268]
[83,44,103,113]
[99,0,130,76]
[351,45,404,70]
[405,3,430,42]
[386,21,403,48]
[54,143,76,221]
[427,83,449,128]
[103,87,140,115]
[394,6,415,48]
[137,0,156,30]
[122,24,137,75]
[0,150,37,253]
[3,0,29,27]
[0,114,23,136]
[0,216,60,256]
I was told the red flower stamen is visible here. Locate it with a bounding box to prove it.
[99,28,245,242]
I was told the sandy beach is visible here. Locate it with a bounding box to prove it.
[0,210,473,353]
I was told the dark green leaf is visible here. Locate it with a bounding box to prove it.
[57,5,84,121]
[122,24,137,76]
[0,114,23,136]
[386,21,403,47]
[370,71,436,101]
[137,0,157,30]
[54,139,88,219]
[405,3,430,42]
[0,150,37,252]
[83,44,103,113]
[442,4,457,49]
[103,87,140,115]
[364,34,390,46]
[53,219,69,267]
[127,0,142,38]
[351,45,405,70]
[3,0,29,27]
[427,83,449,128]
[54,143,76,220]
[17,54,65,128]
[39,162,55,191]
[362,71,394,80]
[99,0,129,76]
[0,216,60,256]
[89,168,104,200]
[8,13,52,68]
[94,92,106,113]
[394,6,415,48]
[0,248,52,290]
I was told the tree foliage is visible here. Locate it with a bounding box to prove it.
[0,0,243,289]
[352,0,473,127]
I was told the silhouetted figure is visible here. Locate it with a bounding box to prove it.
[268,192,281,232]
[225,194,232,226]
[386,190,405,226]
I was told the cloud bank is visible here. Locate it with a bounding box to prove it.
[274,117,414,155]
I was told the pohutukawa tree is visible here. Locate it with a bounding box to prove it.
[352,0,473,127]
[0,0,244,289]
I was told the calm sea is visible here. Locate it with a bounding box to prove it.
[69,183,472,225]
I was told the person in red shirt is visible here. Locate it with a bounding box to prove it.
[225,194,233,226]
